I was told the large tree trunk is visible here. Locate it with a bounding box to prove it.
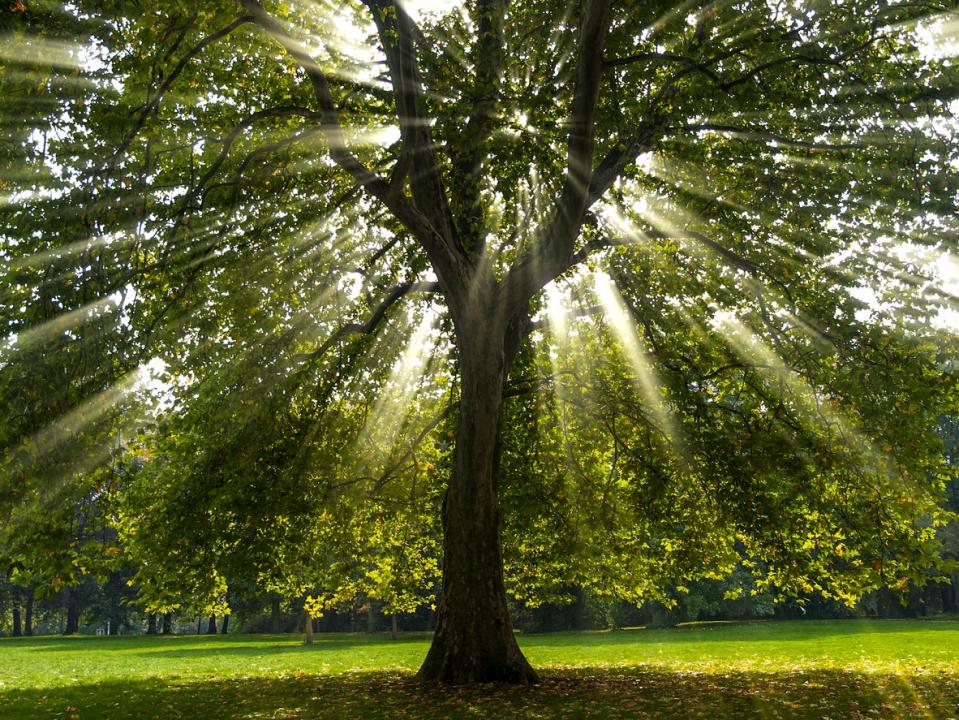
[146,614,158,635]
[12,602,21,637]
[206,615,217,634]
[161,613,172,634]
[24,586,33,636]
[220,614,230,634]
[418,325,537,684]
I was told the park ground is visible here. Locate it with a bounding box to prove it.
[1,619,958,719]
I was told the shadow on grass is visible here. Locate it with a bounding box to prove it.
[13,632,430,658]
[4,667,957,720]
[15,620,959,659]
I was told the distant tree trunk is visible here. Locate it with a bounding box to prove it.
[161,613,172,634]
[108,618,119,635]
[12,603,21,637]
[196,617,202,634]
[943,577,958,613]
[64,590,80,635]
[24,587,33,636]
[146,614,158,635]
[206,615,217,634]
[367,600,377,633]
[220,614,229,634]
[303,612,314,646]
[390,613,398,641]
[270,596,281,633]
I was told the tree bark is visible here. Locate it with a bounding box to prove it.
[271,595,282,633]
[303,612,314,646]
[64,589,81,635]
[206,615,217,634]
[24,586,33,636]
[147,614,158,635]
[12,603,21,637]
[417,323,537,684]
[944,575,958,613]
[390,613,397,641]
[221,614,230,634]
[162,613,172,634]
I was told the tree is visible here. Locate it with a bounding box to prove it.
[2,0,958,682]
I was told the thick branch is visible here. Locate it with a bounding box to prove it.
[502,0,613,315]
[449,0,507,256]
[364,1,458,249]
[587,115,670,206]
[241,0,470,316]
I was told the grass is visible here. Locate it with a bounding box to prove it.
[1,619,958,718]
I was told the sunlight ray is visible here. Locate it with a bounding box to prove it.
[543,281,573,434]
[591,269,684,453]
[6,230,136,271]
[355,308,443,469]
[640,154,748,212]
[6,366,146,466]
[1,295,119,360]
[710,310,894,475]
[0,34,89,70]
[345,125,401,148]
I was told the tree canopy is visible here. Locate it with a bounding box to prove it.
[1,0,958,683]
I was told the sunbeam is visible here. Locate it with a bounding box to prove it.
[709,309,896,478]
[4,365,147,474]
[355,307,444,473]
[1,295,120,361]
[592,269,684,454]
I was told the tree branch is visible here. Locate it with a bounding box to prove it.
[241,0,471,314]
[503,0,613,315]
[449,0,508,257]
[604,51,721,85]
[112,15,254,168]
[363,1,458,249]
[298,281,440,366]
[587,115,670,206]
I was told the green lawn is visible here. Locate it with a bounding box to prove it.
[1,619,957,719]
